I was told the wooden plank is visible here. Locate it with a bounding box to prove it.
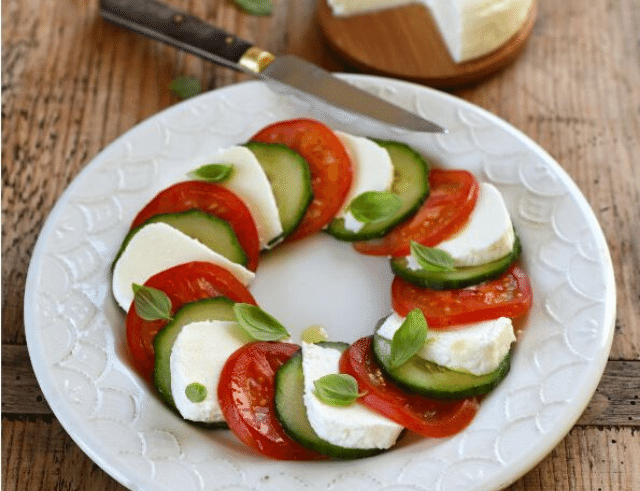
[3,344,639,425]
[2,417,638,491]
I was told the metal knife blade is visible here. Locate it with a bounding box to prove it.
[99,0,445,133]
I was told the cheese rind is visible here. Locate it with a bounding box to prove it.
[327,0,533,63]
[378,313,516,375]
[170,320,253,422]
[111,222,255,310]
[301,342,403,449]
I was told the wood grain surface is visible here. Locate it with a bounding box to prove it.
[2,0,639,490]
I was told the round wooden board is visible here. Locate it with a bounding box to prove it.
[317,1,538,88]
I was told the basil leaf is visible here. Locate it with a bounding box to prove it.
[169,76,201,100]
[349,191,402,223]
[389,308,428,369]
[188,163,234,183]
[232,0,273,15]
[313,374,365,407]
[233,303,290,341]
[185,382,207,403]
[410,241,456,271]
[131,283,172,321]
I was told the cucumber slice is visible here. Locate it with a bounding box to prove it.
[390,234,522,290]
[244,142,313,244]
[274,342,386,459]
[113,210,248,267]
[372,325,511,399]
[326,140,429,241]
[153,297,236,417]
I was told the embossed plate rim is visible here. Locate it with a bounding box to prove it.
[25,74,616,491]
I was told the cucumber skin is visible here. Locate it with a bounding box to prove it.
[112,209,248,269]
[274,342,388,459]
[372,325,511,400]
[152,296,236,426]
[390,234,522,290]
[244,141,313,243]
[326,140,430,242]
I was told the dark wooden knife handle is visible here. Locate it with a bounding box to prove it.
[99,0,253,70]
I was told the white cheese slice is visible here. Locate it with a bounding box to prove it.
[433,182,515,267]
[301,342,403,449]
[199,145,283,249]
[327,0,533,63]
[112,222,255,310]
[170,320,253,422]
[378,313,515,375]
[334,131,395,218]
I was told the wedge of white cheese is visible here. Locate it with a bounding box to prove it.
[406,182,515,269]
[378,313,516,375]
[197,145,283,249]
[333,131,395,233]
[170,320,253,422]
[301,342,403,449]
[327,0,534,63]
[112,222,255,310]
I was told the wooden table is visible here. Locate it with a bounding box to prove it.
[2,0,639,489]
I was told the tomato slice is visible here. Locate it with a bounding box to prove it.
[129,181,260,271]
[392,264,533,328]
[218,341,325,461]
[340,337,479,438]
[251,118,353,242]
[126,261,257,383]
[354,169,479,257]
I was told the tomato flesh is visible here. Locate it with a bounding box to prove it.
[126,261,257,383]
[340,337,479,437]
[392,264,533,327]
[218,341,325,460]
[251,118,353,242]
[129,181,260,271]
[354,169,479,257]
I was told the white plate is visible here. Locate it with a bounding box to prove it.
[25,75,616,491]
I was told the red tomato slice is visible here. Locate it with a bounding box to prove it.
[392,264,533,328]
[126,261,257,383]
[354,169,479,257]
[340,337,479,438]
[251,118,353,242]
[129,181,260,271]
[218,341,325,461]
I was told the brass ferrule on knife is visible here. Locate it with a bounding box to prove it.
[238,47,276,74]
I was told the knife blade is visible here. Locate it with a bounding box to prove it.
[99,0,445,133]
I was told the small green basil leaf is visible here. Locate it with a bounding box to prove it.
[169,76,201,99]
[410,241,456,271]
[188,163,234,183]
[131,283,172,321]
[313,373,365,407]
[233,303,290,341]
[232,0,273,15]
[389,308,428,369]
[349,191,402,223]
[185,382,207,403]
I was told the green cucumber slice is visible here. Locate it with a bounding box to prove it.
[153,297,236,420]
[113,210,248,267]
[373,322,511,399]
[244,142,313,244]
[274,342,386,459]
[326,140,430,241]
[390,234,522,290]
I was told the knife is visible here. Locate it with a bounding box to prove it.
[99,0,445,133]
